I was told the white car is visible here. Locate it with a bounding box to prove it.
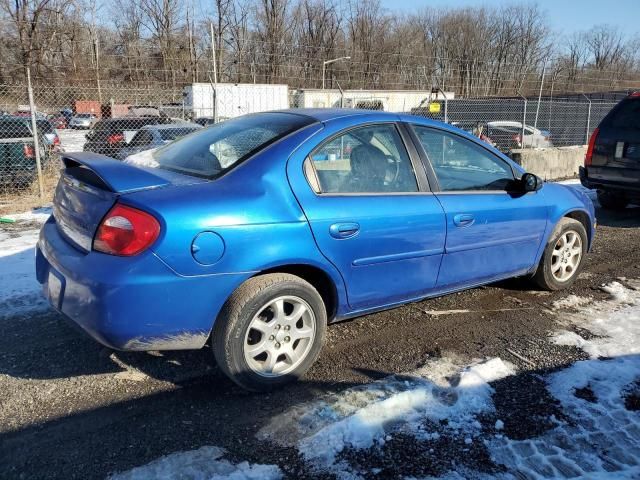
[69,113,97,129]
[486,121,553,149]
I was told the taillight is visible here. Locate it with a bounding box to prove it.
[107,133,124,144]
[512,134,522,147]
[585,127,599,167]
[53,135,60,146]
[23,145,35,158]
[93,204,160,256]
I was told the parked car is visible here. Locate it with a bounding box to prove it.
[580,92,640,209]
[36,119,61,152]
[194,117,217,127]
[37,109,595,391]
[486,121,553,150]
[116,123,202,160]
[12,109,48,119]
[0,117,49,188]
[69,113,98,129]
[83,117,172,158]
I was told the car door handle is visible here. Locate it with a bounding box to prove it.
[329,222,360,239]
[453,214,475,227]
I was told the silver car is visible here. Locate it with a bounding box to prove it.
[116,123,202,160]
[486,121,553,149]
[69,113,97,129]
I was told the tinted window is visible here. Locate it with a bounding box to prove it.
[607,98,640,130]
[130,130,154,146]
[36,120,54,134]
[308,124,418,194]
[413,126,514,191]
[159,127,199,141]
[0,121,31,139]
[151,113,313,178]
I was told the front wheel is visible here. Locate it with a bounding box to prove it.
[532,218,587,291]
[212,273,326,391]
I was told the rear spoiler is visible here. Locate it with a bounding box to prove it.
[61,152,170,194]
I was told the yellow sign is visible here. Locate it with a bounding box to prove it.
[428,102,441,113]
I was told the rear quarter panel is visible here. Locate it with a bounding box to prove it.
[123,122,347,307]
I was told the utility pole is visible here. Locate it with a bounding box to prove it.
[26,67,44,201]
[93,34,102,104]
[210,22,218,123]
[534,61,546,130]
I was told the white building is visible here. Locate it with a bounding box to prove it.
[291,89,455,112]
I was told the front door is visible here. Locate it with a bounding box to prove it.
[410,125,549,288]
[292,122,446,310]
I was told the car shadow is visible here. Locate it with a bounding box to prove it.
[594,204,640,228]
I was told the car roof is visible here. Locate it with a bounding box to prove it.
[272,108,401,122]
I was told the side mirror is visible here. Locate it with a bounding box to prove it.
[521,172,543,192]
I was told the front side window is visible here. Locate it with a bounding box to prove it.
[307,124,419,194]
[413,126,515,192]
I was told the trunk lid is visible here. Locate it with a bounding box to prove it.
[53,152,205,252]
[593,97,640,171]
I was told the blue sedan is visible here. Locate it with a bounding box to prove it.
[36,109,595,391]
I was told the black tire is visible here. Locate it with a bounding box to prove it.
[532,217,588,291]
[597,190,628,210]
[212,273,327,392]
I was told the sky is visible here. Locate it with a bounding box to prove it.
[380,0,639,37]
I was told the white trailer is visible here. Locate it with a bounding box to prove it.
[184,83,289,120]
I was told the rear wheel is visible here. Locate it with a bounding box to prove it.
[532,218,587,291]
[597,190,628,210]
[212,273,326,391]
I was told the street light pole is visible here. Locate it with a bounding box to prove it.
[322,56,351,89]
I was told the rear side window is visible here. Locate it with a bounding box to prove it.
[306,124,419,194]
[606,98,640,130]
[0,121,31,139]
[150,113,313,178]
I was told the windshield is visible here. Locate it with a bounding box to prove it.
[149,113,314,178]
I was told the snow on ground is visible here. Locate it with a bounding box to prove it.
[257,281,640,479]
[0,208,51,318]
[109,446,282,480]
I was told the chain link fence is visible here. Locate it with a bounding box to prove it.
[0,80,623,210]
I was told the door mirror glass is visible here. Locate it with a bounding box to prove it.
[521,172,542,192]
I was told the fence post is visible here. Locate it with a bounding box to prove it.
[26,66,44,201]
[517,91,527,149]
[582,93,592,144]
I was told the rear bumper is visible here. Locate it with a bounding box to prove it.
[37,216,248,350]
[580,166,640,198]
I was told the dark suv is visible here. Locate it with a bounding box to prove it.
[581,92,640,209]
[83,117,170,158]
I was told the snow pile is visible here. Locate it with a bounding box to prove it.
[553,281,640,358]
[551,294,591,310]
[109,446,282,480]
[487,281,640,479]
[0,208,51,318]
[260,357,515,472]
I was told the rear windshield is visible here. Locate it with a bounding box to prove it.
[150,113,314,178]
[0,121,31,139]
[158,127,199,141]
[77,113,94,118]
[606,98,640,130]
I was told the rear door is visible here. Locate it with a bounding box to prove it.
[410,124,549,288]
[591,96,640,183]
[291,121,446,310]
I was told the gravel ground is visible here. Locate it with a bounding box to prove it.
[1,203,639,479]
